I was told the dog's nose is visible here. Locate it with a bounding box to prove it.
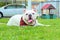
[29,14,32,16]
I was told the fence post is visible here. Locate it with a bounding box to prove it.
[27,0,32,10]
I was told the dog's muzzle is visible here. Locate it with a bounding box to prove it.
[28,14,33,23]
[29,14,32,20]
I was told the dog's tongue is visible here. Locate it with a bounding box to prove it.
[28,20,33,23]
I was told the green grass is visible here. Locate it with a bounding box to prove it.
[0,18,9,23]
[0,18,60,40]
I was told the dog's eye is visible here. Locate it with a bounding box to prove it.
[32,13,34,15]
[26,14,28,15]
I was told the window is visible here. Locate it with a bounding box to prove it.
[5,5,16,9]
[4,5,26,9]
[15,5,26,8]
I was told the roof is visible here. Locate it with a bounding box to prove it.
[41,4,55,10]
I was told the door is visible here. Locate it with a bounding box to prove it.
[3,5,16,16]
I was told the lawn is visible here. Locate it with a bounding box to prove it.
[0,18,60,40]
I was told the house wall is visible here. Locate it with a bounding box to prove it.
[0,0,46,2]
[32,4,38,9]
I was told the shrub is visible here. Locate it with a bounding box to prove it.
[0,2,10,7]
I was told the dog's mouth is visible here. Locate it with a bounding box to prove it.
[28,16,33,23]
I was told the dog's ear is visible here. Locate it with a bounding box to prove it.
[23,9,26,12]
[32,9,37,12]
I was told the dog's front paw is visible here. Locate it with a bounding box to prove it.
[45,25,50,26]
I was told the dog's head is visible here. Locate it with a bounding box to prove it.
[23,9,38,25]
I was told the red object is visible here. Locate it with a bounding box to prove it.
[20,17,27,26]
[41,4,55,10]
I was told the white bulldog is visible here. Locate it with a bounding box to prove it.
[7,9,50,26]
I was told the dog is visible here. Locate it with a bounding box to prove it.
[7,9,50,26]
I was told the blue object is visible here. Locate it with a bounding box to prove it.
[41,14,56,19]
[53,14,57,19]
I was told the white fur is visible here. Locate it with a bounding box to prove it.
[7,15,22,26]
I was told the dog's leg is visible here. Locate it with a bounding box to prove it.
[34,20,43,26]
[34,20,50,26]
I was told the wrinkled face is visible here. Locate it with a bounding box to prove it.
[23,10,37,25]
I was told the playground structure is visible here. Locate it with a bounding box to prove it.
[41,4,56,19]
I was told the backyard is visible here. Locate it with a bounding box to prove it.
[0,18,60,40]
